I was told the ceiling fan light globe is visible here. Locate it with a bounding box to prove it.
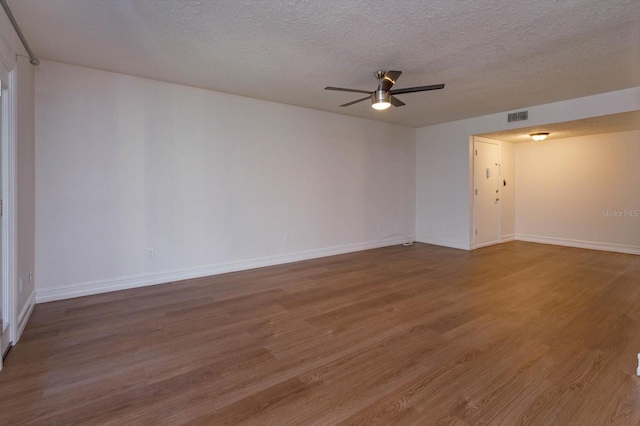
[372,102,391,110]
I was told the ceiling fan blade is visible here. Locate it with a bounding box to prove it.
[381,71,402,91]
[389,96,405,107]
[340,96,371,107]
[390,84,445,95]
[325,87,372,95]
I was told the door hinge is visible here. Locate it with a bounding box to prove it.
[475,189,477,195]
[475,229,478,235]
[475,149,477,155]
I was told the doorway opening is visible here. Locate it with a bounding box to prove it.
[472,136,515,249]
[473,138,500,248]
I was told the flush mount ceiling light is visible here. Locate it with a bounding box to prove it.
[530,132,549,141]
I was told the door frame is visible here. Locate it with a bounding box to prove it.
[0,49,18,368]
[472,136,502,249]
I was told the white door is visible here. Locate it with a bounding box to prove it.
[474,139,501,248]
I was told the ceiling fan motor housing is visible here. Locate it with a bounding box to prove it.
[372,88,391,104]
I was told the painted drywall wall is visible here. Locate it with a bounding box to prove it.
[34,60,416,302]
[16,57,35,319]
[416,87,640,250]
[515,130,639,253]
[0,8,20,61]
[414,127,471,249]
[0,8,36,341]
[500,140,515,239]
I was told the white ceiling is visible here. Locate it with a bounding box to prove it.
[7,0,640,128]
[478,111,640,143]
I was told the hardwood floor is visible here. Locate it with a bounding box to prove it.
[1,241,639,425]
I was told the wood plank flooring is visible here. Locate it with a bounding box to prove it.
[1,241,639,425]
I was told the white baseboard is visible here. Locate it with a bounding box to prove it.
[35,237,411,303]
[415,236,472,251]
[471,234,514,250]
[515,234,640,255]
[474,240,500,249]
[16,290,35,343]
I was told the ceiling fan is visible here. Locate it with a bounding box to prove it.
[325,70,444,110]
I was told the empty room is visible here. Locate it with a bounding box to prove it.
[0,1,639,424]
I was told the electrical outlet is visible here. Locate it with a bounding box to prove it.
[19,277,23,294]
[147,248,155,259]
[377,224,381,232]
[29,268,33,283]
[395,223,400,230]
[283,234,290,242]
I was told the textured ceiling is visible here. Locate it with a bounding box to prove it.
[478,111,640,143]
[6,0,640,128]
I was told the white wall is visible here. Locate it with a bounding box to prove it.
[415,127,471,249]
[34,60,416,302]
[16,58,35,320]
[500,140,515,239]
[516,130,640,253]
[0,7,36,342]
[416,87,640,250]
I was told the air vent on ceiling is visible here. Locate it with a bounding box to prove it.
[507,110,528,123]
